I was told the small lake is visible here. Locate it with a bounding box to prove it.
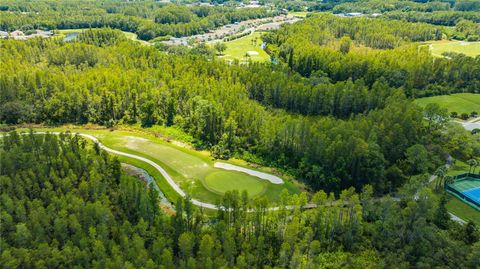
[63,32,79,42]
[463,122,480,131]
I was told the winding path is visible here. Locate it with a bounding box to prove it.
[78,133,219,209]
[0,132,471,222]
[1,132,218,209]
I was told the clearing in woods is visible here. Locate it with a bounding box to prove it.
[218,32,270,63]
[429,40,480,58]
[414,93,480,115]
[24,128,300,204]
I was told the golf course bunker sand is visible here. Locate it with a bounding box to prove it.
[214,162,284,184]
[247,51,259,56]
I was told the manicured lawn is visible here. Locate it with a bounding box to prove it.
[430,40,480,58]
[15,127,300,204]
[204,171,266,196]
[447,160,470,176]
[446,194,480,226]
[218,32,270,63]
[414,93,480,115]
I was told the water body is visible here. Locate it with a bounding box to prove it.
[463,122,480,131]
[63,32,79,42]
[121,163,171,206]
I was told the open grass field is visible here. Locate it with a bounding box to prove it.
[430,40,480,58]
[219,32,270,63]
[414,93,480,115]
[289,11,309,18]
[17,127,300,204]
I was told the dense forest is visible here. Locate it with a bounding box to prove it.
[307,0,480,40]
[1,132,479,268]
[1,0,480,268]
[1,29,479,195]
[331,0,480,14]
[265,14,480,97]
[0,0,275,40]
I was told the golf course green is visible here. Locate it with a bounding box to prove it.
[22,128,300,204]
[204,171,266,196]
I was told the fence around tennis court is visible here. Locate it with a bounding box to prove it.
[445,173,480,211]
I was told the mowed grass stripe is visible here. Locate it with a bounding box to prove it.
[414,93,480,114]
[455,94,480,106]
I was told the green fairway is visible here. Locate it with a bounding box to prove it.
[19,127,300,204]
[430,40,480,58]
[204,171,266,196]
[218,32,270,63]
[414,93,480,115]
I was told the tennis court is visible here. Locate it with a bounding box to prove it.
[447,176,480,209]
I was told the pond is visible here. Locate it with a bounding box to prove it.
[63,32,79,42]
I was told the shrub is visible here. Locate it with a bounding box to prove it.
[460,113,470,120]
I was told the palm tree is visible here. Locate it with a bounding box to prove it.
[442,176,453,189]
[473,160,479,175]
[434,166,446,191]
[467,159,477,174]
[243,52,251,64]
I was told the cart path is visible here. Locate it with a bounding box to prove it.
[81,133,220,209]
[0,131,471,222]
